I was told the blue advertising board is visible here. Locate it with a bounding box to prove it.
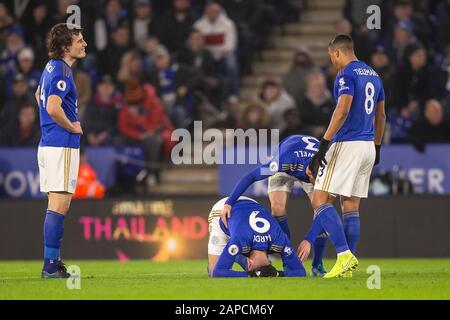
[219,144,450,196]
[0,147,117,198]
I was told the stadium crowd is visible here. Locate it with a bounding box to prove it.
[0,0,450,189]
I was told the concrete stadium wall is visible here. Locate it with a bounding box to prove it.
[0,196,449,259]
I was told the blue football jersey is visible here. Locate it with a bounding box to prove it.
[38,59,80,148]
[269,134,320,183]
[333,60,385,142]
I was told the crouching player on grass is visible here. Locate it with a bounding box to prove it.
[220,134,333,276]
[36,23,87,278]
[208,196,306,277]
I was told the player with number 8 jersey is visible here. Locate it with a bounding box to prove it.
[301,34,386,278]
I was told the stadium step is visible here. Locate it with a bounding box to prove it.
[268,35,332,49]
[150,181,218,196]
[160,167,217,184]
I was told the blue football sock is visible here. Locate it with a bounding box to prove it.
[234,254,248,271]
[315,204,349,254]
[312,232,328,266]
[343,211,360,254]
[43,210,65,271]
[275,215,291,239]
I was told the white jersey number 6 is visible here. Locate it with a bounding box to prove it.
[249,211,270,233]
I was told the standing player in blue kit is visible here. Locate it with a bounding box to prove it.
[36,23,87,278]
[298,34,386,278]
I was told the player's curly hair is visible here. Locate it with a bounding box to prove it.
[47,23,83,60]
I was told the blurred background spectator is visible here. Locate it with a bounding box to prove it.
[298,70,334,139]
[259,79,295,132]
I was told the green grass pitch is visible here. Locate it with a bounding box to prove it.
[0,259,449,299]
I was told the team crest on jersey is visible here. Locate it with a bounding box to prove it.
[339,78,345,86]
[228,244,239,256]
[57,80,67,91]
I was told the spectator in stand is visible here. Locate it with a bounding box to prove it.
[334,19,375,63]
[323,58,339,93]
[259,80,295,132]
[237,100,269,130]
[157,0,196,56]
[178,29,225,110]
[21,1,53,68]
[98,21,133,82]
[0,25,26,78]
[298,71,334,139]
[73,67,92,123]
[118,78,175,166]
[52,0,77,24]
[409,99,450,148]
[280,108,304,140]
[435,0,450,53]
[132,0,157,50]
[217,0,275,74]
[389,98,419,143]
[194,2,239,103]
[0,3,14,40]
[117,49,150,86]
[441,45,450,100]
[0,103,40,147]
[141,35,162,69]
[94,0,129,52]
[393,43,445,111]
[282,45,317,106]
[148,46,201,128]
[4,47,41,98]
[343,0,382,28]
[1,73,34,126]
[85,75,123,147]
[370,45,395,112]
[384,0,431,50]
[384,20,416,67]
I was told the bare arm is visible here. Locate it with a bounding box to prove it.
[374,100,386,145]
[323,94,353,141]
[46,95,80,133]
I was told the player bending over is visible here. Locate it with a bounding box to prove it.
[36,23,87,278]
[220,134,332,276]
[208,197,306,277]
[298,34,386,278]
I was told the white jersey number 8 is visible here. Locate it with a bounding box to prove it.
[364,82,375,115]
[249,211,270,233]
